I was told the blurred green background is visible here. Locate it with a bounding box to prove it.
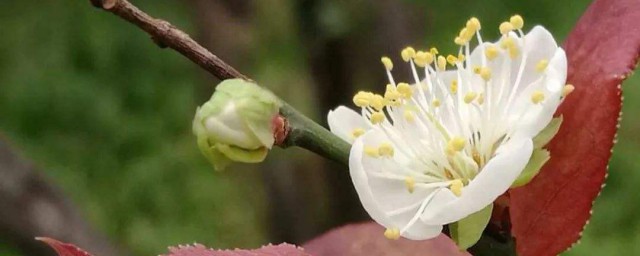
[0,0,637,255]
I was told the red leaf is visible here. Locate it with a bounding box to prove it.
[163,243,310,256]
[303,222,469,256]
[36,237,93,256]
[509,0,640,255]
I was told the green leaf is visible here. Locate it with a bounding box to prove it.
[533,116,563,149]
[511,149,550,188]
[449,204,493,250]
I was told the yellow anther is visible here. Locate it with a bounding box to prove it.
[446,54,458,65]
[562,84,575,97]
[450,179,464,197]
[500,37,515,49]
[458,27,474,42]
[378,143,395,157]
[396,83,413,98]
[464,91,478,104]
[479,67,492,81]
[501,37,519,58]
[531,90,545,104]
[370,94,386,111]
[510,15,524,30]
[370,111,386,124]
[454,36,466,46]
[499,21,514,35]
[403,110,415,122]
[536,59,549,72]
[466,17,481,31]
[473,66,482,74]
[381,56,393,71]
[437,56,447,70]
[477,93,485,105]
[459,28,468,38]
[353,91,372,107]
[414,51,434,67]
[450,80,458,94]
[384,227,401,240]
[458,53,466,62]
[472,149,482,166]
[444,169,454,180]
[485,46,499,60]
[449,137,466,152]
[384,86,401,101]
[401,47,416,62]
[352,128,365,138]
[364,146,380,157]
[430,47,439,55]
[432,99,441,108]
[405,176,416,193]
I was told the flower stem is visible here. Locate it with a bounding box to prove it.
[278,103,351,165]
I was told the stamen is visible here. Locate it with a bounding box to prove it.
[396,83,413,98]
[379,143,395,157]
[384,84,401,101]
[479,67,492,81]
[432,99,441,107]
[536,59,549,72]
[466,17,481,31]
[509,15,524,30]
[414,51,434,67]
[401,47,416,62]
[405,176,416,193]
[437,56,447,70]
[430,47,439,55]
[531,90,545,104]
[353,91,372,107]
[499,21,514,35]
[446,137,466,155]
[458,53,466,62]
[364,146,380,158]
[446,54,458,65]
[370,94,386,111]
[450,80,459,94]
[352,128,365,138]
[562,84,575,97]
[371,111,386,124]
[485,46,499,60]
[464,92,478,104]
[450,179,464,197]
[404,110,415,122]
[384,227,401,240]
[477,93,485,105]
[381,56,393,71]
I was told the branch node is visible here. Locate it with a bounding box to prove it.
[89,0,117,10]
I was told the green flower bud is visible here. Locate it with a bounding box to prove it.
[193,79,282,170]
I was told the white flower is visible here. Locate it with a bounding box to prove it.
[328,16,571,240]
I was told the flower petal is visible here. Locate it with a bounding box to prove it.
[328,106,371,143]
[350,131,442,239]
[421,137,533,225]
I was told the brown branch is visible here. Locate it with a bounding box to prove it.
[90,0,249,81]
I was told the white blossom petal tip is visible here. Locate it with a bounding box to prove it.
[331,15,571,241]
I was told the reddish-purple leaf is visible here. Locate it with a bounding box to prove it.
[36,237,93,256]
[303,222,469,256]
[509,0,640,255]
[163,243,310,256]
